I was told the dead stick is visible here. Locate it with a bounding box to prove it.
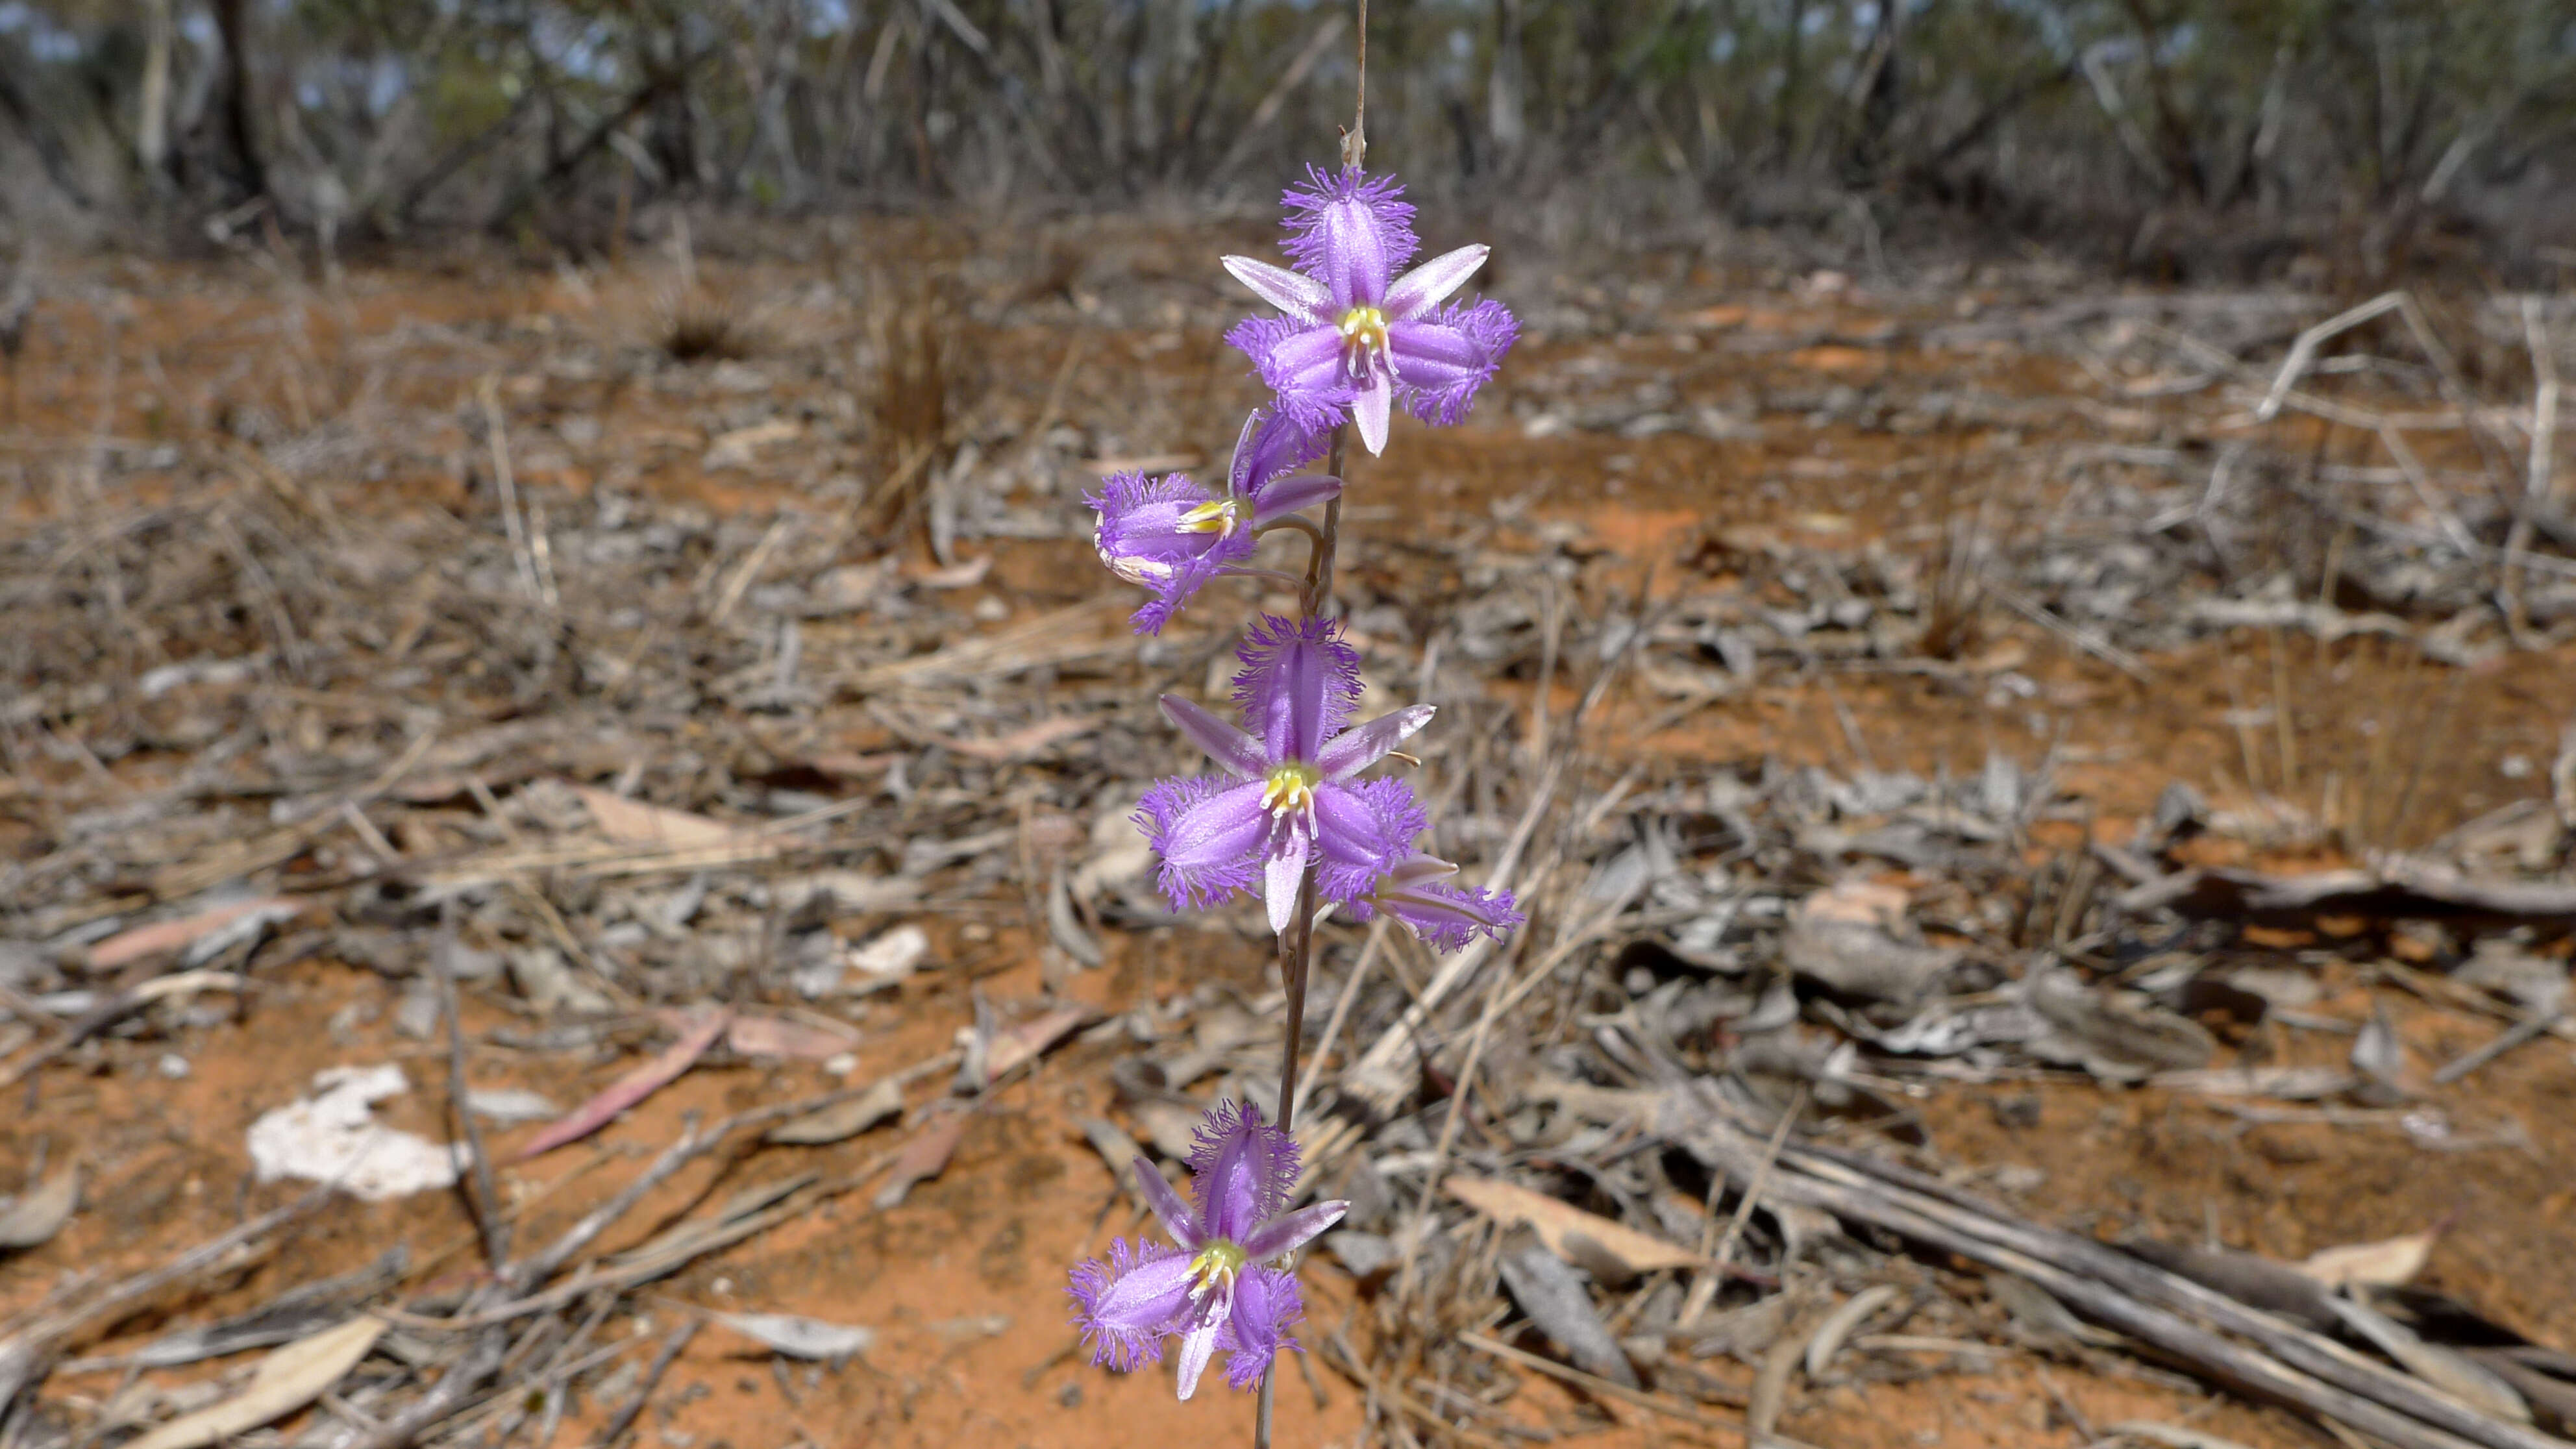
[0,1187,330,1407]
[506,1116,702,1294]
[1716,1135,2545,1449]
[325,1326,509,1449]
[1789,1141,2548,1447]
[435,926,510,1273]
[592,1319,699,1449]
[1461,1330,1799,1443]
[1679,1085,1804,1327]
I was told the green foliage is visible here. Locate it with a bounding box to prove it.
[0,0,2568,270]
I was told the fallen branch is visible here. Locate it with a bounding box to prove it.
[2118,864,2576,928]
[1678,1112,2558,1449]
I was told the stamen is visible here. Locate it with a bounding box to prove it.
[1176,499,1239,537]
[1186,1239,1248,1302]
[1336,306,1389,379]
[1259,762,1321,817]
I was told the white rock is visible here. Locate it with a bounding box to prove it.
[247,1065,462,1202]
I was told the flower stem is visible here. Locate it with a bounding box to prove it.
[1264,27,1365,1429]
[1299,426,1347,617]
[1257,420,1346,1449]
[1254,513,1328,553]
[1341,0,1369,172]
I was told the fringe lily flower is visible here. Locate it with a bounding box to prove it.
[1067,1101,1347,1398]
[1135,614,1430,933]
[1088,410,1340,634]
[1348,853,1526,952]
[1222,166,1518,455]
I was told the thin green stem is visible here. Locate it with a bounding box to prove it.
[1255,514,1328,548]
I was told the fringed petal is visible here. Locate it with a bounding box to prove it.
[1230,614,1363,765]
[1351,864,1525,953]
[1226,316,1354,432]
[1218,1266,1306,1391]
[1135,777,1271,911]
[1067,1240,1193,1372]
[1387,297,1518,426]
[1280,166,1417,310]
[1313,777,1427,906]
[1185,1100,1300,1245]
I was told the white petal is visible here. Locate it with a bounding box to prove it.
[1384,244,1489,319]
[1264,837,1307,936]
[1173,1320,1219,1400]
[1353,371,1392,456]
[1221,256,1331,321]
[1316,704,1435,782]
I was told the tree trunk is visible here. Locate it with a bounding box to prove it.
[138,0,173,179]
[1488,0,1524,156]
[1774,0,1805,167]
[212,0,267,199]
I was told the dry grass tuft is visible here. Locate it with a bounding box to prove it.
[654,286,761,363]
[863,261,982,539]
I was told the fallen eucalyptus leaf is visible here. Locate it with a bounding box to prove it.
[2025,967,2214,1080]
[872,1111,968,1210]
[1448,1176,1701,1287]
[1804,1283,1900,1378]
[767,1079,904,1146]
[1497,1241,1639,1389]
[519,1010,729,1160]
[0,1167,78,1250]
[124,1315,386,1449]
[2298,1230,2438,1289]
[1781,881,1960,1005]
[710,1311,874,1361]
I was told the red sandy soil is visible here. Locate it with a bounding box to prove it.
[4,239,2571,1449]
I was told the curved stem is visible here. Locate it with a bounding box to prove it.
[1254,514,1327,547]
[1222,566,1309,588]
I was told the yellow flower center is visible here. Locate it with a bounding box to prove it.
[1337,305,1389,377]
[1177,499,1239,537]
[1187,1239,1248,1300]
[1260,762,1320,817]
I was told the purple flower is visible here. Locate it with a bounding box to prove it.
[1347,854,1524,953]
[1135,615,1431,933]
[1222,167,1518,456]
[1087,409,1341,636]
[1229,405,1331,501]
[1067,1101,1347,1398]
